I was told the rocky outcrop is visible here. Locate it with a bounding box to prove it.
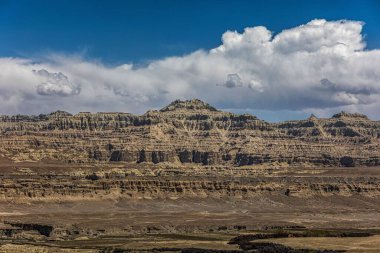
[4,222,54,237]
[0,99,379,167]
[1,165,379,202]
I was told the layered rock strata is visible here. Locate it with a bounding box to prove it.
[1,170,380,201]
[0,99,379,167]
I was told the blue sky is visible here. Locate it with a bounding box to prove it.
[2,0,380,63]
[0,0,380,121]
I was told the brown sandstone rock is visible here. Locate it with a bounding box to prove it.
[0,99,379,167]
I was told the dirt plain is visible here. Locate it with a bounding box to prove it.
[1,162,380,252]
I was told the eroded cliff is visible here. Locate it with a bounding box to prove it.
[0,99,379,167]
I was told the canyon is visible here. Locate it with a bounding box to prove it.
[0,99,380,252]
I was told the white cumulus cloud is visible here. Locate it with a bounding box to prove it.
[34,69,80,96]
[0,19,379,120]
[217,73,244,88]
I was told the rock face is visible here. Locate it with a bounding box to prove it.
[1,100,380,251]
[2,168,379,201]
[0,99,379,167]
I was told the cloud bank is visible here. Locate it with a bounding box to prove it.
[0,19,380,120]
[34,69,80,96]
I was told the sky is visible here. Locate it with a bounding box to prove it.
[0,0,380,122]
